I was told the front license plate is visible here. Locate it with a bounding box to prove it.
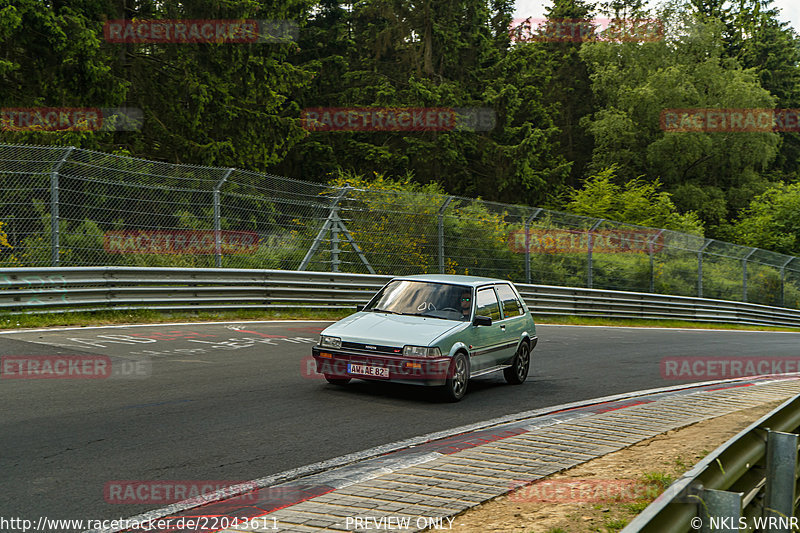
[347,363,389,378]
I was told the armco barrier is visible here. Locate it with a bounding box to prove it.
[1,267,800,328]
[622,393,800,532]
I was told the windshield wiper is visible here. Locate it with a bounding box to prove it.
[372,308,402,315]
[400,312,448,320]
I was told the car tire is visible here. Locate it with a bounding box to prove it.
[440,353,469,402]
[324,375,351,385]
[504,341,530,385]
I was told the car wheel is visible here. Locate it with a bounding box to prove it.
[441,353,469,402]
[324,375,351,385]
[504,341,530,385]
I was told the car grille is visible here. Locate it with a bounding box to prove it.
[341,342,403,355]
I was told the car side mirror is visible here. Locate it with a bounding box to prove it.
[356,304,365,312]
[473,315,492,326]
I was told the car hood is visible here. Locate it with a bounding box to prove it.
[322,312,465,347]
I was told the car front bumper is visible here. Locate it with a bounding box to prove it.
[312,346,452,386]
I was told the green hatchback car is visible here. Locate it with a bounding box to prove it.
[311,274,537,401]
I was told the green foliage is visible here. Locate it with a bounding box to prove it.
[538,0,596,189]
[0,0,316,165]
[0,0,127,150]
[565,167,705,234]
[314,171,520,277]
[604,518,629,531]
[579,6,782,231]
[0,221,10,249]
[732,183,800,255]
[278,0,570,205]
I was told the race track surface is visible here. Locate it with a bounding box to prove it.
[1,321,798,528]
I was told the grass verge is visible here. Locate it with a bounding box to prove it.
[0,308,349,330]
[534,314,800,332]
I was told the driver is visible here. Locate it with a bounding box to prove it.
[460,290,472,319]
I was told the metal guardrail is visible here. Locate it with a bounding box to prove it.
[623,393,800,532]
[1,267,800,329]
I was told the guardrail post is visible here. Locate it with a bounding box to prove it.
[780,257,794,308]
[587,220,603,289]
[214,168,235,269]
[649,229,664,293]
[50,146,75,267]
[438,196,454,274]
[698,488,742,533]
[763,430,798,530]
[697,239,712,298]
[742,248,757,302]
[525,209,542,284]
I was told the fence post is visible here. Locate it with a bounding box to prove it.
[299,188,352,272]
[742,248,757,302]
[649,229,664,294]
[698,489,742,533]
[438,196,454,274]
[214,168,235,269]
[763,430,798,531]
[525,208,543,284]
[50,146,76,267]
[331,205,341,272]
[587,220,603,289]
[697,239,712,298]
[780,257,794,307]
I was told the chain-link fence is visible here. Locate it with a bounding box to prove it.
[1,143,798,309]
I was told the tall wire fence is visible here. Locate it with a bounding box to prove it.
[1,143,798,309]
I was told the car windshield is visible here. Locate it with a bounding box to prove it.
[364,280,473,321]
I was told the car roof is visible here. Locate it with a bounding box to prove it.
[391,274,514,288]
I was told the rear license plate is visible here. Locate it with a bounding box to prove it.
[347,363,389,378]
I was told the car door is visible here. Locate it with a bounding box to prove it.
[470,286,514,370]
[494,283,527,365]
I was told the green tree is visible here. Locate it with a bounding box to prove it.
[539,0,596,189]
[579,5,780,232]
[277,0,569,205]
[728,0,800,176]
[731,182,800,255]
[565,166,704,234]
[0,1,316,168]
[0,0,127,150]
[120,0,316,168]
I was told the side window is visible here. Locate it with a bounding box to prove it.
[476,288,501,320]
[495,284,524,318]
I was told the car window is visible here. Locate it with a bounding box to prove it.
[495,284,524,318]
[475,287,501,320]
[364,280,473,321]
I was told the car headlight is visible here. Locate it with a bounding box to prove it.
[320,335,342,349]
[403,345,442,358]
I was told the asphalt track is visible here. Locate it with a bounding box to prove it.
[1,321,799,530]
